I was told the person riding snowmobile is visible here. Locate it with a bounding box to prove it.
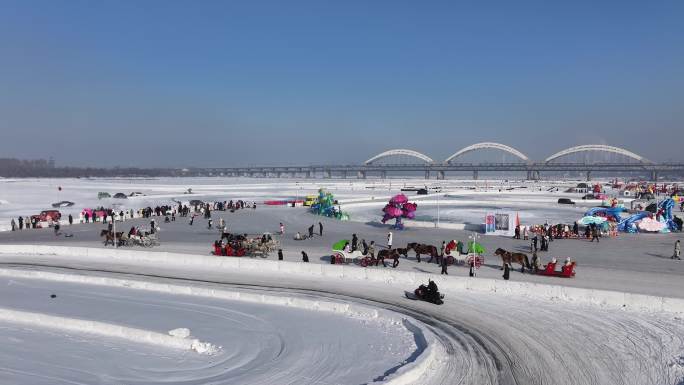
[414,280,444,305]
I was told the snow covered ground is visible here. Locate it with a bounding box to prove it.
[0,268,432,385]
[0,177,598,231]
[1,177,683,384]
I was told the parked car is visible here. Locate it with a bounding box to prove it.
[37,210,61,221]
[113,193,128,199]
[417,188,428,195]
[51,201,75,208]
[303,195,317,207]
[98,192,111,199]
[557,198,575,205]
[129,192,145,197]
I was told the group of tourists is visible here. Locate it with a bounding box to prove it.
[10,215,73,231]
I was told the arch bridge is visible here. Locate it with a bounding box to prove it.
[193,144,681,181]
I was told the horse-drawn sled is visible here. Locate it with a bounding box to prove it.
[213,232,279,257]
[494,247,576,277]
[331,240,365,264]
[101,229,159,247]
[331,240,405,267]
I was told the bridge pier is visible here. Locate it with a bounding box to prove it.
[324,170,332,179]
[652,170,659,181]
[306,170,312,179]
[437,170,445,180]
[424,170,430,180]
[357,171,366,179]
[586,171,591,181]
[381,171,387,179]
[526,170,540,180]
[342,171,347,179]
[473,170,478,180]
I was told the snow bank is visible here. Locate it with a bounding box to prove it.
[1,244,682,316]
[0,266,443,384]
[0,306,218,354]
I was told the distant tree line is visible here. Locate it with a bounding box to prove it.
[0,158,180,178]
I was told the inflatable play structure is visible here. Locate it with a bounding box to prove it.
[618,198,678,233]
[583,206,627,223]
[381,194,417,230]
[310,189,349,220]
[584,198,680,233]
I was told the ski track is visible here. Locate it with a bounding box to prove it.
[0,263,682,384]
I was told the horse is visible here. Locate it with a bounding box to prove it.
[494,248,531,273]
[100,229,123,246]
[377,247,408,268]
[406,243,438,263]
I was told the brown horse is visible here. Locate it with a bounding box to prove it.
[494,248,531,273]
[377,247,408,268]
[406,243,438,263]
[100,229,123,246]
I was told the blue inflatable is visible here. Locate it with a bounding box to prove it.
[615,198,678,233]
[584,207,627,223]
[617,212,649,233]
[659,198,678,231]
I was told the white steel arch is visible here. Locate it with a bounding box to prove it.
[544,145,650,164]
[364,149,434,165]
[445,142,529,163]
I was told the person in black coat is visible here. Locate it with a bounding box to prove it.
[301,251,309,263]
[351,234,358,251]
[308,225,314,238]
[18,216,23,230]
[278,249,283,261]
[319,222,323,236]
[440,254,448,275]
[503,263,510,280]
[68,214,73,225]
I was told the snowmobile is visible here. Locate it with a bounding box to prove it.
[405,280,444,305]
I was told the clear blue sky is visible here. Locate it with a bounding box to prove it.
[1,0,682,167]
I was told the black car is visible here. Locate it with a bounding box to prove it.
[558,198,575,205]
[113,193,128,199]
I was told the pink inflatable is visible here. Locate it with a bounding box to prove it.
[381,194,418,229]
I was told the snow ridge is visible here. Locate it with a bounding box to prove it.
[0,307,218,354]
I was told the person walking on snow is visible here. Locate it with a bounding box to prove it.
[279,222,284,235]
[308,225,314,239]
[68,214,73,225]
[387,232,393,249]
[10,218,16,231]
[319,221,323,236]
[301,251,309,263]
[673,240,682,260]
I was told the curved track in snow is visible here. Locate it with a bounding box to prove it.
[1,262,682,385]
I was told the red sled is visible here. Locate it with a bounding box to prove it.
[538,261,576,278]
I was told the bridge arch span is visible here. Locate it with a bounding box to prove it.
[445,142,530,163]
[364,149,434,165]
[544,145,650,164]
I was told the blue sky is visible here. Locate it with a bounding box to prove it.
[1,1,682,167]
